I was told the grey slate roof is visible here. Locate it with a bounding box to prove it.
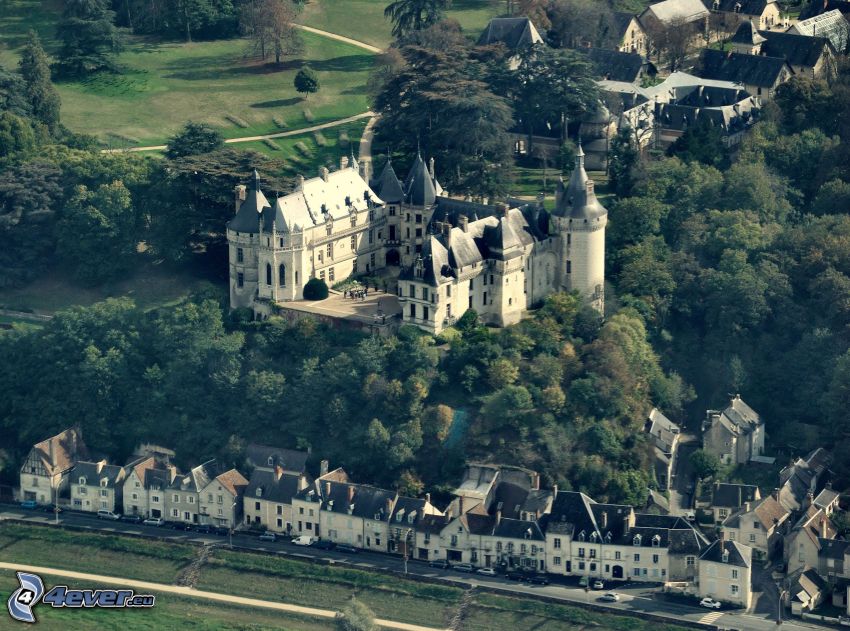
[760,30,833,67]
[371,159,405,204]
[228,170,271,233]
[712,482,760,508]
[246,444,308,474]
[554,145,608,221]
[246,470,305,504]
[790,567,829,602]
[731,20,767,45]
[404,154,437,206]
[700,539,751,567]
[584,48,648,83]
[477,17,544,50]
[713,0,775,15]
[698,49,792,88]
[74,461,124,488]
[818,538,850,560]
[321,481,397,521]
[492,518,545,541]
[390,496,431,528]
[144,467,173,491]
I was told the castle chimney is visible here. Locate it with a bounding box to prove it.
[325,481,331,496]
[274,465,283,481]
[552,484,558,496]
[297,175,305,191]
[320,459,329,477]
[347,485,355,503]
[495,202,508,217]
[385,498,393,516]
[425,492,431,505]
[234,184,247,213]
[341,156,349,170]
[429,157,435,179]
[320,167,329,182]
[458,215,469,232]
[601,511,608,530]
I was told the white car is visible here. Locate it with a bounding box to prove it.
[592,579,605,590]
[291,535,318,546]
[143,517,165,527]
[599,592,620,602]
[476,567,497,576]
[700,597,722,609]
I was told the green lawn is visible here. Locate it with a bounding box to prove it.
[0,258,224,315]
[1,1,372,146]
[0,576,336,630]
[301,0,505,49]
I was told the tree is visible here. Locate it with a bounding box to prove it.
[383,0,448,39]
[240,0,302,63]
[55,0,121,77]
[547,0,615,49]
[608,127,638,197]
[337,598,377,631]
[165,122,224,159]
[691,449,720,480]
[55,181,138,285]
[294,67,319,100]
[18,31,61,134]
[0,112,37,159]
[811,179,850,216]
[668,118,728,168]
[303,277,329,300]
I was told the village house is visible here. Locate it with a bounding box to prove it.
[696,48,793,99]
[543,491,709,583]
[477,17,544,68]
[613,11,650,54]
[70,459,128,513]
[582,48,657,83]
[729,21,836,79]
[386,494,444,558]
[163,461,218,525]
[785,504,838,575]
[814,484,841,515]
[646,408,681,491]
[702,395,766,465]
[122,457,163,517]
[199,468,249,528]
[778,448,831,512]
[708,482,761,524]
[721,494,790,559]
[243,468,311,533]
[709,0,782,31]
[290,467,349,540]
[698,539,753,608]
[245,443,309,476]
[817,538,850,579]
[787,567,829,615]
[318,481,397,552]
[19,427,88,506]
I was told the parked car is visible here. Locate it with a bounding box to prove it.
[120,514,143,523]
[335,544,358,553]
[453,563,475,573]
[505,571,527,581]
[313,539,336,550]
[42,505,62,514]
[476,567,497,576]
[578,576,589,588]
[700,597,722,609]
[684,511,696,522]
[19,500,38,509]
[143,517,165,527]
[167,521,193,531]
[213,526,230,536]
[592,579,605,590]
[428,559,451,569]
[97,509,121,520]
[526,574,549,585]
[599,592,620,602]
[194,524,213,534]
[291,535,318,546]
[258,531,277,542]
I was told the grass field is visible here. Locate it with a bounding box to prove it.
[300,0,505,48]
[0,1,372,146]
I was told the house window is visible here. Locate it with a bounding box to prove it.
[266,263,272,285]
[237,248,244,263]
[351,235,356,250]
[370,253,375,267]
[423,306,429,320]
[578,548,585,558]
[653,554,659,564]
[369,210,375,221]
[731,585,739,595]
[100,489,107,497]
[567,261,572,274]
[327,243,333,259]
[255,502,261,510]
[410,304,416,319]
[389,206,396,216]
[279,263,286,287]
[615,551,621,560]
[320,271,325,281]
[749,534,756,543]
[173,494,179,503]
[578,561,585,571]
[172,509,179,517]
[329,267,335,282]
[217,495,223,504]
[132,493,138,501]
[590,549,596,558]
[554,538,561,549]
[351,216,357,228]
[634,554,640,562]
[415,214,422,224]
[554,556,561,565]
[237,272,244,288]
[152,495,160,503]
[415,228,422,238]
[686,556,695,566]
[369,230,374,244]
[451,535,458,547]
[732,569,738,579]
[446,285,451,297]
[422,287,429,300]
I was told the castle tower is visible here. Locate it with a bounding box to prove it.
[226,169,270,310]
[553,144,607,314]
[400,152,439,268]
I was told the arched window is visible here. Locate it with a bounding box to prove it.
[266,263,272,285]
[279,263,286,287]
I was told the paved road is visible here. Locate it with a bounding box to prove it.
[670,438,699,516]
[293,24,382,53]
[0,561,445,631]
[0,505,824,631]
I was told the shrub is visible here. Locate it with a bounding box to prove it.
[314,131,327,147]
[294,141,312,156]
[303,278,328,300]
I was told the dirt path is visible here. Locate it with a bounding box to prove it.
[103,25,383,155]
[0,561,450,631]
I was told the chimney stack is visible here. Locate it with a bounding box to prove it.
[297,175,305,191]
[459,496,464,515]
[772,488,780,501]
[821,515,828,538]
[429,157,435,179]
[320,459,329,477]
[601,511,608,530]
[340,156,349,170]
[319,167,329,182]
[458,215,469,233]
[234,185,247,213]
[496,507,502,525]
[425,492,431,505]
[275,465,283,481]
[495,202,508,217]
[385,498,393,516]
[324,481,331,497]
[97,459,105,474]
[805,491,814,511]
[347,485,355,504]
[552,484,558,496]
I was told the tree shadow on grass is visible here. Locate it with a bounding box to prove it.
[341,85,368,96]
[251,97,301,108]
[161,54,374,80]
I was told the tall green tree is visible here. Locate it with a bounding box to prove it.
[18,31,61,134]
[384,0,449,39]
[294,66,319,100]
[165,121,224,159]
[55,0,121,77]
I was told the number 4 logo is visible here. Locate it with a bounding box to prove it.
[8,572,45,623]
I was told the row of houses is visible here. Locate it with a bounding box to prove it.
[18,429,757,608]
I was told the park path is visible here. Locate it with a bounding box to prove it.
[0,561,450,631]
[103,24,382,155]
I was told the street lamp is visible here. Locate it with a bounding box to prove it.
[51,476,60,525]
[229,501,237,549]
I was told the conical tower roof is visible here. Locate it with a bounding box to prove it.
[405,152,436,207]
[374,158,404,204]
[228,169,271,233]
[731,20,766,46]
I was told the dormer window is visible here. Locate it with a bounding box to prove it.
[396,512,403,522]
[652,535,661,548]
[633,534,642,546]
[590,532,598,543]
[255,487,262,497]
[408,512,415,524]
[100,478,108,488]
[79,476,86,486]
[375,512,382,520]
[578,530,586,542]
[605,532,613,543]
[267,457,273,466]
